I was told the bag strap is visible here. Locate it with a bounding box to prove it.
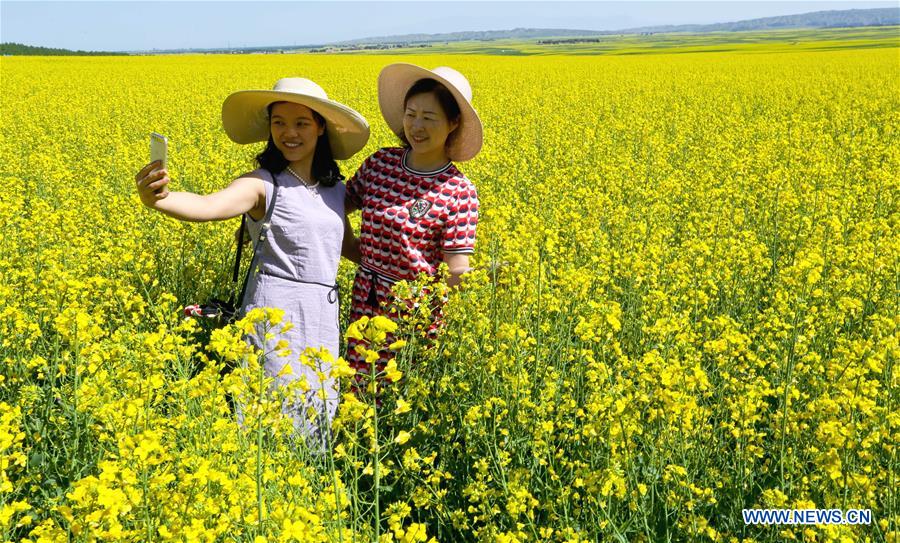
[232,215,246,285]
[228,169,280,312]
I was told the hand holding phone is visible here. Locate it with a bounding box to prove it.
[136,133,170,206]
[150,132,168,170]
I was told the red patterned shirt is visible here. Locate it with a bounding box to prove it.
[346,147,479,281]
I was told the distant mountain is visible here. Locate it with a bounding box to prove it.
[331,28,609,46]
[330,7,899,46]
[0,42,119,56]
[621,7,900,34]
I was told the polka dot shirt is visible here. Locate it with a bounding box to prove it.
[346,147,479,282]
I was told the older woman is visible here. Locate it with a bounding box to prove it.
[345,64,482,379]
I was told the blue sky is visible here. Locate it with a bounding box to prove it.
[1,1,895,51]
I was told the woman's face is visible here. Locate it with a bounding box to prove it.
[269,102,324,164]
[402,92,459,159]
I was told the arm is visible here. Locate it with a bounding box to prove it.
[341,212,361,264]
[442,252,472,288]
[135,161,264,222]
[341,156,371,263]
[344,151,373,216]
[440,179,479,288]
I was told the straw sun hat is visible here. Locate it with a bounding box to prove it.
[378,64,483,162]
[221,78,370,160]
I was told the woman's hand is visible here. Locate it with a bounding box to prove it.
[135,161,170,207]
[442,252,473,288]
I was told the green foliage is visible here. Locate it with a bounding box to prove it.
[0,42,119,56]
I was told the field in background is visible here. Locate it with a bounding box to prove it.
[329,25,900,55]
[1,30,898,543]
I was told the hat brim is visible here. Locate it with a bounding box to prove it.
[378,64,483,162]
[222,90,370,160]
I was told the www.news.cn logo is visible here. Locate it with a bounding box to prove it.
[743,509,872,525]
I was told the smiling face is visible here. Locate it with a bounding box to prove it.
[402,91,459,161]
[269,101,324,164]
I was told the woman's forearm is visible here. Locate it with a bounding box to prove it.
[137,170,262,223]
[149,191,219,222]
[342,236,362,264]
[341,212,361,263]
[447,266,473,288]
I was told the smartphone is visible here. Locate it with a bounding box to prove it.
[150,132,168,169]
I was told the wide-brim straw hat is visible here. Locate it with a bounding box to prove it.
[222,78,370,160]
[378,64,482,162]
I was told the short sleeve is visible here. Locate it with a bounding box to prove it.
[346,151,378,209]
[246,168,274,224]
[441,181,479,254]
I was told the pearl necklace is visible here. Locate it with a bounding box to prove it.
[286,165,320,199]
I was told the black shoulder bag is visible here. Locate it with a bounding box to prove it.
[184,171,280,324]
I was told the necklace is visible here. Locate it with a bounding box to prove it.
[286,165,320,199]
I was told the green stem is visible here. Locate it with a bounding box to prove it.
[142,465,152,541]
[778,303,804,491]
[256,347,265,530]
[321,359,345,543]
[371,354,380,543]
[72,323,81,476]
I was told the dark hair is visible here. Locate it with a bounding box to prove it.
[397,79,461,148]
[254,102,343,186]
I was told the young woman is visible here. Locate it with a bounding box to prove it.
[345,64,482,378]
[134,78,369,448]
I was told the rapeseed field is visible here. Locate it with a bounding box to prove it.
[1,47,898,542]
